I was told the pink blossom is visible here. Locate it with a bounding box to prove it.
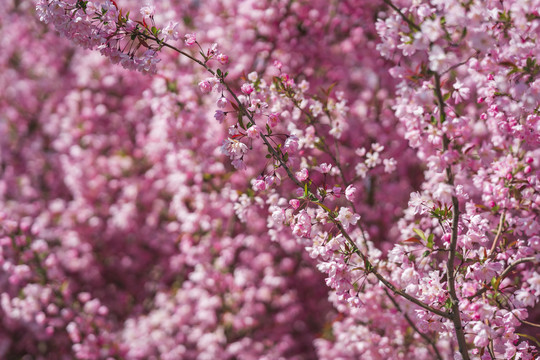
[336,207,360,230]
[284,135,299,154]
[241,83,254,95]
[216,97,228,109]
[216,53,229,65]
[246,125,259,139]
[198,80,212,94]
[162,21,179,41]
[184,33,197,46]
[345,185,357,201]
[317,163,332,174]
[140,3,155,18]
[296,169,309,182]
[214,110,226,123]
[267,113,280,127]
[289,199,300,209]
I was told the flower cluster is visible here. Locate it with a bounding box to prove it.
[1,0,538,358]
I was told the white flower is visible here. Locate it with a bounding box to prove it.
[162,21,179,41]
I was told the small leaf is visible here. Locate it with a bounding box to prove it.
[313,201,332,214]
[444,298,453,310]
[491,276,501,292]
[403,237,423,245]
[426,233,434,249]
[412,228,427,242]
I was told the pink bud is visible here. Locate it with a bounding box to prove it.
[296,169,309,182]
[241,83,254,95]
[289,199,300,209]
[253,179,266,191]
[345,185,357,201]
[217,53,229,65]
[198,80,212,94]
[185,33,196,46]
[217,97,228,109]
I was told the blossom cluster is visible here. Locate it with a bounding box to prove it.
[0,0,538,358]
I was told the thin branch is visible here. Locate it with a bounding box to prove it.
[148,32,452,322]
[334,220,451,319]
[467,256,537,300]
[384,288,444,360]
[489,209,506,256]
[433,72,470,360]
[382,0,421,32]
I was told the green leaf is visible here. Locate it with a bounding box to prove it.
[443,92,451,101]
[422,250,430,257]
[491,276,501,292]
[426,233,434,249]
[444,298,453,310]
[313,201,332,214]
[412,228,427,242]
[216,68,222,77]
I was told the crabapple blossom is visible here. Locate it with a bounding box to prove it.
[5,0,539,358]
[336,207,360,230]
[184,33,196,46]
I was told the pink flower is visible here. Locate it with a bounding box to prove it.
[289,199,300,209]
[214,110,226,123]
[267,113,280,127]
[198,80,212,94]
[383,158,396,173]
[162,21,179,41]
[284,135,299,154]
[253,178,266,191]
[296,169,309,182]
[452,80,470,104]
[241,83,254,95]
[317,163,332,174]
[216,97,228,109]
[184,33,196,46]
[336,207,360,230]
[246,125,259,139]
[140,3,155,18]
[345,185,357,201]
[216,53,229,65]
[292,210,311,237]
